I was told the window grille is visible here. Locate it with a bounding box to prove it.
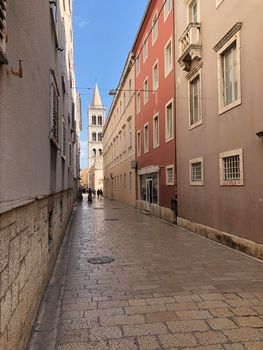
[0,1,7,41]
[0,0,7,63]
[191,162,202,181]
[51,85,59,142]
[223,155,240,180]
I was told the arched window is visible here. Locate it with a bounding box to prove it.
[92,132,96,141]
[93,149,96,157]
[99,149,102,156]
[98,132,102,142]
[98,115,102,125]
[92,115,96,125]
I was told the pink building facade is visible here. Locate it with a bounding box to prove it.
[133,0,176,222]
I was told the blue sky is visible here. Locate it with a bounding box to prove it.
[73,0,148,169]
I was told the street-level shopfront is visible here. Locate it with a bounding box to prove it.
[138,166,159,206]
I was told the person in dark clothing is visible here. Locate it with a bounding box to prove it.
[88,188,92,203]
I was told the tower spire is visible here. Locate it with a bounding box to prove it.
[91,83,102,107]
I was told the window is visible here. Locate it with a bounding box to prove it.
[164,0,171,21]
[92,132,96,142]
[50,0,59,45]
[129,79,132,100]
[50,81,59,143]
[62,121,66,156]
[124,173,127,189]
[137,92,141,114]
[153,114,159,148]
[92,115,96,125]
[129,172,132,190]
[189,157,204,185]
[99,149,102,156]
[144,124,149,153]
[98,115,103,125]
[189,73,202,127]
[92,148,96,157]
[0,0,7,64]
[137,131,141,157]
[143,35,148,62]
[68,143,72,166]
[219,149,244,186]
[165,100,173,141]
[215,24,241,114]
[164,38,172,77]
[152,11,158,45]
[143,78,148,105]
[153,60,159,91]
[189,0,198,23]
[98,133,102,142]
[136,55,140,76]
[166,166,174,185]
[128,119,132,148]
[123,92,126,108]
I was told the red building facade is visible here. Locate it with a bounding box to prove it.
[133,0,176,222]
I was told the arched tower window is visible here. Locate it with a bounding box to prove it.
[98,115,103,125]
[92,132,96,141]
[92,149,96,157]
[99,149,102,156]
[92,115,96,125]
[98,132,102,142]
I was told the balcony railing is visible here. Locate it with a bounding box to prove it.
[178,23,201,72]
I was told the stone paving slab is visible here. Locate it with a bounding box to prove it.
[27,197,263,350]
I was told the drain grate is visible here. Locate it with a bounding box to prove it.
[105,218,119,221]
[87,256,114,265]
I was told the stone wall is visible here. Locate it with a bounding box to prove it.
[136,200,176,224]
[177,217,263,261]
[0,189,74,350]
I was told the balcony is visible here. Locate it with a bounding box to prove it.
[178,23,201,72]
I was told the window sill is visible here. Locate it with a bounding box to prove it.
[189,120,203,130]
[153,144,159,149]
[220,180,244,186]
[50,136,60,150]
[219,98,242,115]
[165,137,174,143]
[190,181,204,186]
[164,68,172,79]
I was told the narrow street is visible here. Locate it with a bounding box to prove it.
[26,197,263,350]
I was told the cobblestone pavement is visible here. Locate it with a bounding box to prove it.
[27,196,263,350]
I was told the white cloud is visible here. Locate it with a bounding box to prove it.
[74,15,88,28]
[80,140,88,169]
